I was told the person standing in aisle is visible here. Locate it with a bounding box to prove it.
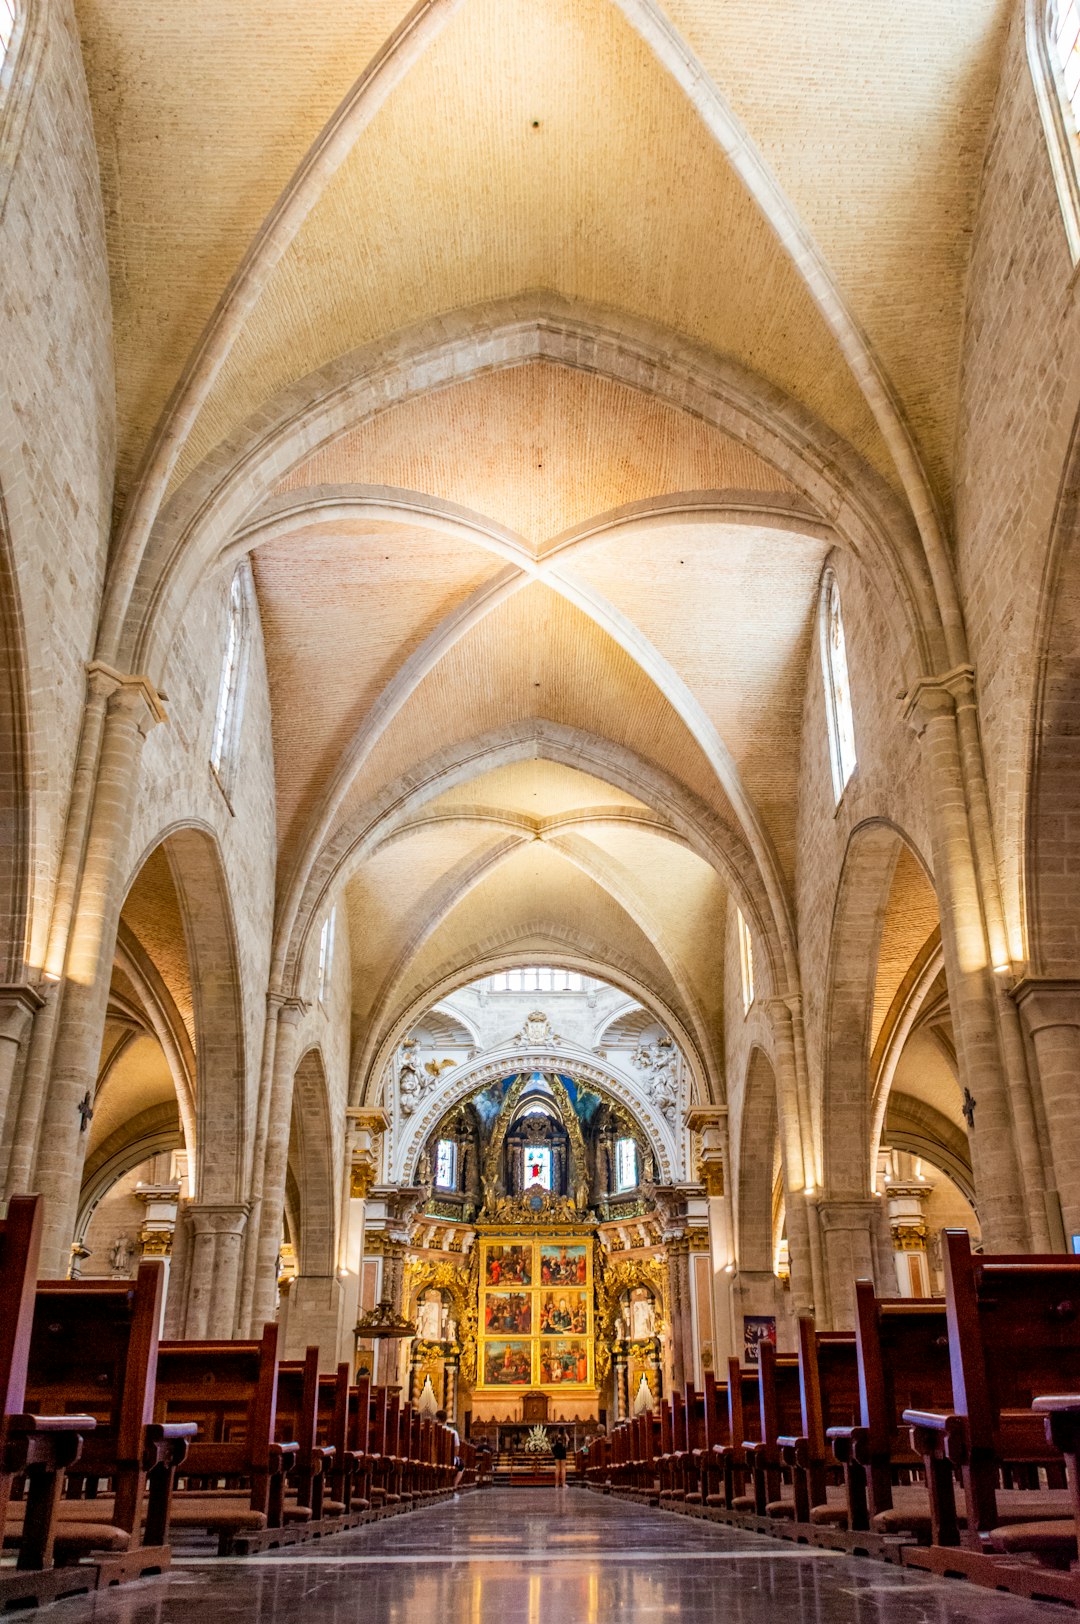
[551,1432,568,1488]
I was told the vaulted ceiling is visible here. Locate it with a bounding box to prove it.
[74,0,1009,1103]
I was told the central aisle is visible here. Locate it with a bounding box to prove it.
[44,1491,1060,1623]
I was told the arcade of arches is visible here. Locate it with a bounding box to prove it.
[4,0,1080,1471]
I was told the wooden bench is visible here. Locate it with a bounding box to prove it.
[824,1280,953,1554]
[773,1319,857,1532]
[706,1357,760,1513]
[275,1346,333,1533]
[902,1231,1080,1601]
[317,1363,367,1520]
[742,1342,800,1521]
[0,1195,101,1611]
[155,1322,298,1554]
[21,1260,195,1583]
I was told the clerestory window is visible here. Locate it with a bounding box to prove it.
[317,906,336,1003]
[523,1145,552,1190]
[1031,0,1080,259]
[210,567,251,787]
[820,569,857,803]
[737,908,755,1014]
[0,1,16,73]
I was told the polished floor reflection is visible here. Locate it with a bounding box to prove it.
[35,1489,1064,1622]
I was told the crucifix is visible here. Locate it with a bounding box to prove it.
[961,1088,976,1131]
[77,1090,94,1133]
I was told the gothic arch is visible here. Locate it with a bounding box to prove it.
[1025,400,1080,973]
[0,482,30,984]
[821,820,934,1199]
[736,1046,780,1273]
[288,1046,336,1277]
[123,822,247,1203]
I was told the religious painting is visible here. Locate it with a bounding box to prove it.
[483,1340,533,1385]
[485,1244,532,1287]
[484,1292,532,1335]
[538,1289,588,1335]
[540,1243,587,1286]
[743,1315,777,1365]
[539,1338,589,1385]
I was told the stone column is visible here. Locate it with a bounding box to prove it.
[665,1238,693,1391]
[337,1109,388,1365]
[686,1107,737,1367]
[0,986,43,1148]
[1014,978,1080,1244]
[817,1198,880,1329]
[903,672,1033,1251]
[249,998,306,1332]
[136,1182,180,1324]
[885,1181,932,1296]
[613,1342,630,1422]
[34,670,166,1275]
[767,1000,820,1318]
[185,1203,250,1339]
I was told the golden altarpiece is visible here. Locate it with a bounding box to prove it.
[355,1060,739,1441]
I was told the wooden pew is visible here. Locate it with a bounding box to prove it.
[274,1346,330,1533]
[742,1342,800,1521]
[696,1366,731,1511]
[154,1322,299,1554]
[316,1363,365,1520]
[773,1319,858,1532]
[0,1196,100,1611]
[708,1357,760,1513]
[902,1231,1080,1601]
[823,1280,953,1554]
[21,1260,195,1581]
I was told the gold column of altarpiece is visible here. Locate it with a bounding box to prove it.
[476,1228,596,1392]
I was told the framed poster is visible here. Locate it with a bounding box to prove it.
[743,1315,777,1365]
[477,1235,595,1390]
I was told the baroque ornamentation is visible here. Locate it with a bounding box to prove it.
[479,1188,582,1224]
[632,1035,680,1124]
[595,1252,667,1380]
[515,1010,560,1046]
[405,1254,479,1385]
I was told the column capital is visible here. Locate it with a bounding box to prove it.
[347,1107,391,1136]
[277,996,309,1028]
[0,984,44,1044]
[86,660,168,728]
[816,1196,882,1231]
[1011,976,1080,1033]
[901,664,976,736]
[186,1201,250,1238]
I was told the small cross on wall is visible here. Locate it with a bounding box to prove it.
[961,1088,977,1131]
[76,1091,94,1133]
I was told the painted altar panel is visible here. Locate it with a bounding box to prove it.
[477,1234,595,1391]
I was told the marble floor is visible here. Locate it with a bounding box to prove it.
[34,1489,1068,1623]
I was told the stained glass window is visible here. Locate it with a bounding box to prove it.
[615,1138,638,1193]
[523,1145,552,1190]
[821,571,857,801]
[737,908,755,1014]
[435,1139,457,1189]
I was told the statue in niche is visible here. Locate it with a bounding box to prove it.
[398,1039,423,1116]
[416,1289,447,1342]
[109,1233,136,1276]
[629,1287,657,1341]
[633,1035,679,1123]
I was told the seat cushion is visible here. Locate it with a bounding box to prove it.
[988,1519,1076,1560]
[167,1495,268,1533]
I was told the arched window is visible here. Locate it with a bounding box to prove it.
[614,1138,638,1193]
[210,567,251,786]
[737,908,755,1014]
[1031,0,1080,259]
[819,569,857,802]
[317,907,336,1003]
[0,1,17,74]
[435,1139,458,1190]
